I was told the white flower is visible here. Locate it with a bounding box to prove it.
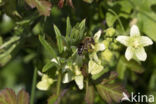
[62,64,84,90]
[93,30,105,51]
[90,30,105,63]
[51,57,60,65]
[62,72,73,83]
[88,60,103,75]
[74,75,84,90]
[36,74,54,91]
[116,25,153,61]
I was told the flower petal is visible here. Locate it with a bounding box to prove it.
[62,72,73,83]
[94,30,102,42]
[37,80,50,91]
[74,65,82,75]
[88,60,94,73]
[42,75,54,84]
[88,60,103,75]
[130,25,140,36]
[89,52,101,64]
[116,36,129,46]
[37,75,54,91]
[135,47,147,61]
[140,36,153,46]
[125,47,134,61]
[74,75,84,90]
[95,43,105,51]
[62,65,70,72]
[51,58,59,64]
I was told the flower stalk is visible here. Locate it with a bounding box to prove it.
[56,70,62,97]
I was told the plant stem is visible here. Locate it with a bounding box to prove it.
[108,9,125,33]
[30,67,38,104]
[56,70,62,97]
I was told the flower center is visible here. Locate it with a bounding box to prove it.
[129,36,140,48]
[133,39,139,48]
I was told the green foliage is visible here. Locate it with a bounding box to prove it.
[67,19,86,44]
[42,61,55,72]
[39,35,57,58]
[117,56,144,79]
[66,17,72,42]
[106,12,117,27]
[96,83,127,104]
[53,25,64,54]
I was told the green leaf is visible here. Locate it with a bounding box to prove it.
[42,61,55,72]
[66,17,72,41]
[68,19,86,44]
[85,84,94,104]
[70,26,79,43]
[117,56,144,74]
[123,57,144,74]
[39,35,57,58]
[96,83,128,104]
[0,88,16,104]
[106,12,117,27]
[17,89,29,104]
[0,36,20,49]
[149,69,156,90]
[138,13,156,42]
[0,44,16,59]
[117,0,132,13]
[53,25,64,54]
[0,55,11,66]
[78,19,86,40]
[117,57,127,79]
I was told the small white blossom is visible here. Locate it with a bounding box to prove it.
[90,30,105,63]
[62,60,84,90]
[36,74,54,91]
[51,57,60,65]
[116,25,153,61]
[87,30,106,75]
[74,75,84,90]
[93,30,105,51]
[88,60,103,75]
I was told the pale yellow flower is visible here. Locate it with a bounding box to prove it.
[37,74,54,91]
[116,25,153,61]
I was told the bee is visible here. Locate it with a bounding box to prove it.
[78,37,95,55]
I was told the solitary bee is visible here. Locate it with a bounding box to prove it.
[78,37,95,55]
